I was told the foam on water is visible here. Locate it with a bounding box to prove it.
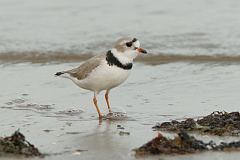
[104,112,128,120]
[102,106,128,120]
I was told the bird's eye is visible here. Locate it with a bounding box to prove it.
[126,42,132,47]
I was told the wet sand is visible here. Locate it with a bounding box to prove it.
[3,52,240,65]
[0,62,240,159]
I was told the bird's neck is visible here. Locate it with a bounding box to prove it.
[106,50,133,70]
[111,48,134,64]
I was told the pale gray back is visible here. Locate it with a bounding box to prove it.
[65,54,105,80]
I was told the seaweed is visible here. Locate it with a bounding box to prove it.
[135,130,240,156]
[0,130,43,157]
[153,111,240,136]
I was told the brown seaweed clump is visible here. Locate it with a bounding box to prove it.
[0,130,43,157]
[153,111,240,136]
[135,131,240,156]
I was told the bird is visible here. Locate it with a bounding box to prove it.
[55,37,147,118]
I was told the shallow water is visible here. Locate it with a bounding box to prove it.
[0,62,240,159]
[1,0,240,56]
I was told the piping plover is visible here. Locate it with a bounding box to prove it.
[55,37,147,118]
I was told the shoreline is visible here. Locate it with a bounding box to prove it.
[2,52,240,65]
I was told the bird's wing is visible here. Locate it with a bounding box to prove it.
[65,54,106,80]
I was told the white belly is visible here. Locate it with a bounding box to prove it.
[71,63,130,92]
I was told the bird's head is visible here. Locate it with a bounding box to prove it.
[111,37,147,63]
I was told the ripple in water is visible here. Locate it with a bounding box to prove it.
[104,112,128,120]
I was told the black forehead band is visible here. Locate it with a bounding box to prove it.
[132,38,137,42]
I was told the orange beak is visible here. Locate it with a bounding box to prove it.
[136,47,147,54]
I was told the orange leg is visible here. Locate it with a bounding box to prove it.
[105,90,112,113]
[93,92,103,118]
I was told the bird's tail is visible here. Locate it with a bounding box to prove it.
[55,72,64,76]
[54,71,71,79]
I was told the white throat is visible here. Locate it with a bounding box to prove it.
[111,48,137,64]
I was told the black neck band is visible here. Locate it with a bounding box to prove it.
[106,50,132,70]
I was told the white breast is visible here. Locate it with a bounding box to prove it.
[72,61,130,93]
